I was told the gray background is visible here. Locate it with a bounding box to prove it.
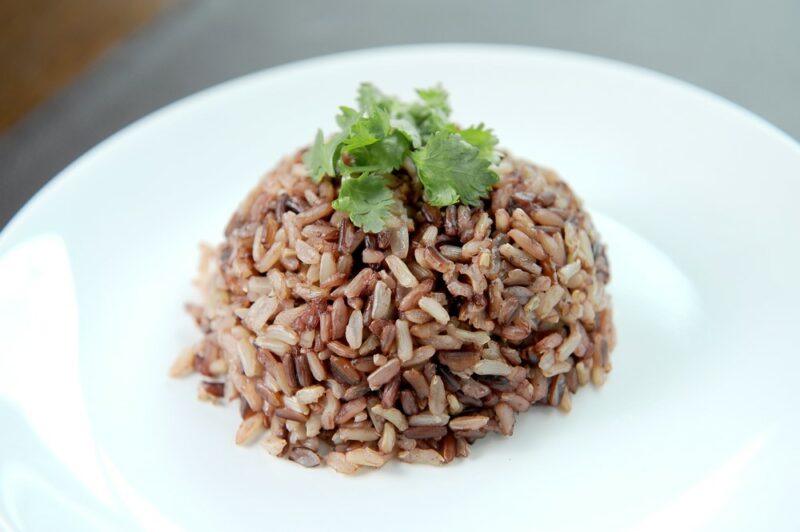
[2,0,798,228]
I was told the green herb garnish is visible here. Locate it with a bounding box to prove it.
[411,131,498,207]
[331,173,397,233]
[303,83,499,232]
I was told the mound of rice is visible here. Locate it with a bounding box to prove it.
[171,148,615,472]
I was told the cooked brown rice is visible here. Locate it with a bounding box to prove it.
[171,148,615,472]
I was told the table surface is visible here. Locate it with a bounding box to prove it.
[1,0,798,228]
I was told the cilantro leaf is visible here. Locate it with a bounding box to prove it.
[416,85,451,116]
[342,107,392,151]
[411,131,498,207]
[406,85,452,141]
[340,105,410,173]
[345,132,410,174]
[357,83,394,112]
[303,130,343,182]
[391,117,422,148]
[357,83,450,143]
[332,173,397,232]
[407,106,448,142]
[336,106,361,131]
[459,124,499,163]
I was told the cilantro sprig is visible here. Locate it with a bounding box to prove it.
[303,83,499,232]
[411,131,498,207]
[331,173,397,233]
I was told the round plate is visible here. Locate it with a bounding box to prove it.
[1,45,798,532]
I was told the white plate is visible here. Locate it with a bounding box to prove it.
[1,44,799,532]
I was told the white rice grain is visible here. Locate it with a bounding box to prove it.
[418,296,449,325]
[346,447,389,468]
[398,449,444,466]
[395,319,413,361]
[235,413,265,445]
[295,239,321,265]
[385,254,418,287]
[474,359,512,376]
[345,309,364,349]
